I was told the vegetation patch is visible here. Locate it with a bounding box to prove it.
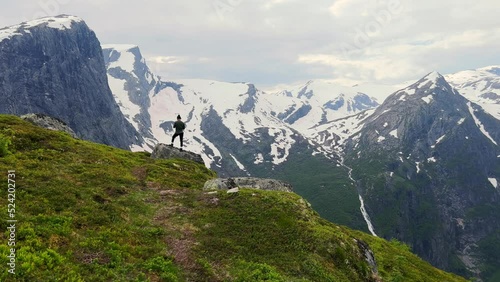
[0,115,467,281]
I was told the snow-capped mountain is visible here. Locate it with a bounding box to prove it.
[102,45,311,175]
[264,80,379,135]
[344,71,500,276]
[102,45,385,173]
[446,66,500,120]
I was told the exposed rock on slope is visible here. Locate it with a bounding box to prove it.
[0,15,142,150]
[151,143,205,164]
[203,177,294,192]
[21,113,78,138]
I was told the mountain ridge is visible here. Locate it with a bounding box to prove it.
[1,14,499,281]
[344,71,500,278]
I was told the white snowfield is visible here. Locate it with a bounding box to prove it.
[0,15,83,43]
[103,44,139,75]
[446,66,500,120]
[263,79,380,134]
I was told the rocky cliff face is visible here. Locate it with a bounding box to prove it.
[0,15,142,149]
[345,72,500,277]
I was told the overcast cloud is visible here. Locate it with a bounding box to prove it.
[1,0,499,88]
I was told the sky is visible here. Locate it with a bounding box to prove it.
[1,0,500,88]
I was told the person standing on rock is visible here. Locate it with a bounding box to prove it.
[170,115,186,151]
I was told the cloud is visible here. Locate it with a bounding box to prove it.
[298,24,500,84]
[262,0,292,10]
[0,0,499,86]
[150,56,185,65]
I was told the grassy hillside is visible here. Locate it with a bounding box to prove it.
[0,115,467,281]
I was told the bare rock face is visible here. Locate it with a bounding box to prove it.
[151,143,205,165]
[0,15,143,150]
[355,239,379,277]
[203,177,293,192]
[21,113,78,138]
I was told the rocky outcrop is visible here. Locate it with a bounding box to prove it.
[21,113,78,138]
[356,239,379,277]
[203,177,293,192]
[151,143,204,164]
[0,15,142,150]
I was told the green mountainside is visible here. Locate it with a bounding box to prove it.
[0,115,466,281]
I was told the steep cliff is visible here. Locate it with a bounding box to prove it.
[345,72,500,278]
[0,15,142,149]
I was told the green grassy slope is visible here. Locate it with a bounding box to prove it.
[0,115,466,281]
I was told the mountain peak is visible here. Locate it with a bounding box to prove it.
[0,14,84,43]
[102,44,145,75]
[424,71,443,81]
[20,14,84,29]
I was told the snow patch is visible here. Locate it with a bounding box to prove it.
[268,128,295,165]
[104,45,138,75]
[467,102,498,145]
[24,15,83,30]
[404,88,416,95]
[427,157,437,163]
[254,153,264,164]
[457,118,466,125]
[488,178,498,188]
[383,122,389,128]
[421,95,433,104]
[432,135,446,148]
[377,136,386,143]
[230,154,246,171]
[0,15,83,43]
[389,129,398,138]
[107,74,141,130]
[415,162,421,173]
[130,144,147,152]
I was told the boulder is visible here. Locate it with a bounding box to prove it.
[21,113,78,138]
[151,143,205,165]
[204,177,293,192]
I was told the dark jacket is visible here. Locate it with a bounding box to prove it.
[173,120,186,134]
